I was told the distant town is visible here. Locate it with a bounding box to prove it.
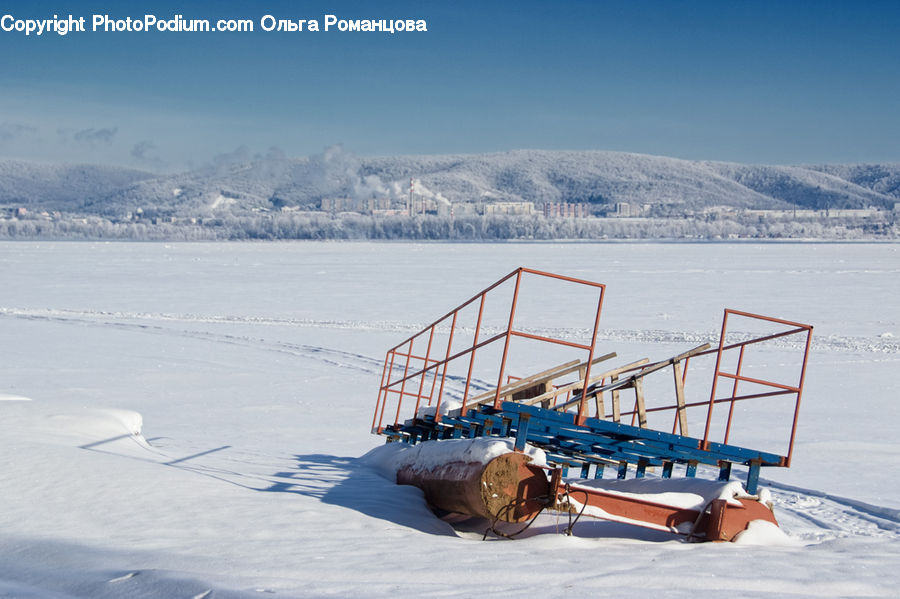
[2,199,897,241]
[1,149,898,240]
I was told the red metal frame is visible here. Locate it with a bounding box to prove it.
[586,309,813,465]
[373,270,813,468]
[700,309,813,466]
[371,267,606,433]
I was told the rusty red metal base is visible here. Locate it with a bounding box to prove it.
[552,474,778,542]
[398,452,777,541]
[705,498,778,542]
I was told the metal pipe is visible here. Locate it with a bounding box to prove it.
[393,338,415,427]
[724,345,746,444]
[690,326,811,358]
[461,294,487,415]
[578,292,606,425]
[716,371,800,393]
[372,350,392,432]
[432,311,458,422]
[724,308,812,329]
[785,327,814,466]
[703,310,730,450]
[377,350,398,432]
[520,267,606,288]
[620,389,793,417]
[508,331,592,351]
[412,326,437,421]
[386,268,522,353]
[382,331,508,391]
[494,270,523,409]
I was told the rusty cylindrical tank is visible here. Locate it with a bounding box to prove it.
[397,452,550,522]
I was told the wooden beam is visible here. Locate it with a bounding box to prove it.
[673,360,688,436]
[594,389,605,420]
[465,358,580,406]
[577,343,711,399]
[530,358,650,410]
[611,374,621,422]
[634,378,647,428]
[469,352,617,407]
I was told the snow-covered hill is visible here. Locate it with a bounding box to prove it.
[0,160,155,212]
[1,149,898,217]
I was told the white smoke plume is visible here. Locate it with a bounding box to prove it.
[412,179,451,206]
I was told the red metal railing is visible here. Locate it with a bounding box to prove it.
[590,309,813,464]
[372,270,813,467]
[701,309,813,465]
[372,267,606,433]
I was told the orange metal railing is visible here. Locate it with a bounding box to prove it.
[372,269,813,467]
[570,309,813,465]
[702,309,813,465]
[371,267,606,433]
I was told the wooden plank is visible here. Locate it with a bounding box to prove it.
[631,343,711,381]
[594,389,605,420]
[467,351,617,407]
[590,344,713,399]
[634,378,647,428]
[611,374,621,423]
[511,381,549,403]
[465,358,580,406]
[535,358,650,410]
[672,360,689,436]
[550,345,710,416]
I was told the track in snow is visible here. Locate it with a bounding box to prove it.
[2,306,898,355]
[0,306,497,397]
[0,306,385,375]
[766,481,900,542]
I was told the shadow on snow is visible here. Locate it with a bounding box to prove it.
[261,453,457,537]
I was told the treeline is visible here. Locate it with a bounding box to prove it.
[0,213,896,241]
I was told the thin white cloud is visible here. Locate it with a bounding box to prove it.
[130,139,165,169]
[73,127,118,145]
[0,122,38,143]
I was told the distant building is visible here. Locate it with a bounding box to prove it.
[614,203,631,217]
[542,202,588,218]
[320,198,344,212]
[365,198,392,212]
[484,201,535,216]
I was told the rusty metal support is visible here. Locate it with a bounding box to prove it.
[576,292,606,425]
[461,294,487,414]
[552,477,777,542]
[493,269,523,409]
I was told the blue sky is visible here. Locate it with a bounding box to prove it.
[1,0,898,170]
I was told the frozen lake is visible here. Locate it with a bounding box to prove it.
[1,241,899,598]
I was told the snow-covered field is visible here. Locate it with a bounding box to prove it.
[1,241,899,598]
